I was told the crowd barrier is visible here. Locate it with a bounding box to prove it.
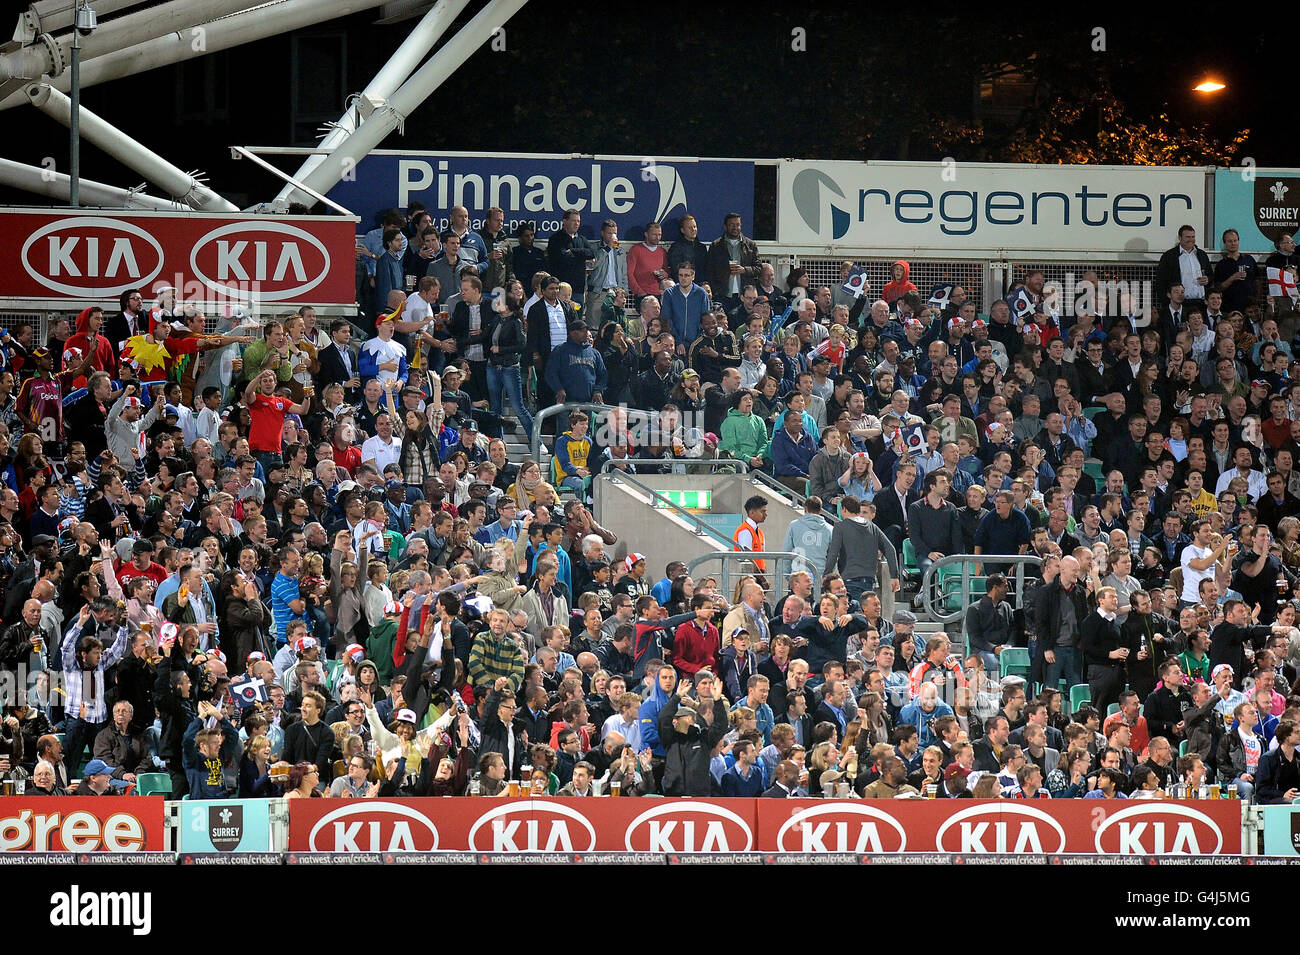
[0,796,1273,858]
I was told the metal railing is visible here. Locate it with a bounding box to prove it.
[598,457,748,474]
[599,470,736,548]
[687,551,821,605]
[919,553,1043,630]
[530,402,656,460]
[745,470,840,526]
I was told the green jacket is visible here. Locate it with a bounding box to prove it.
[720,408,770,463]
[240,338,292,384]
[366,619,398,684]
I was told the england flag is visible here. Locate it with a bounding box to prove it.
[1267,266,1299,301]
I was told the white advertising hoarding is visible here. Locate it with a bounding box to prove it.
[778,160,1209,254]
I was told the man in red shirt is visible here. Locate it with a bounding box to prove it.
[672,594,720,679]
[626,221,670,299]
[243,369,310,475]
[116,538,169,587]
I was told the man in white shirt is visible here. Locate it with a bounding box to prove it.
[1176,226,1209,301]
[1214,445,1268,501]
[1179,519,1229,610]
[360,403,402,472]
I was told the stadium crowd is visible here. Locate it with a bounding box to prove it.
[1,207,1299,807]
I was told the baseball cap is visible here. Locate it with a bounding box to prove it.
[383,600,401,616]
[31,534,55,547]
[624,553,645,571]
[944,763,971,781]
[344,643,365,662]
[132,539,154,554]
[1251,379,1271,389]
[1211,664,1234,680]
[948,317,965,329]
[164,405,180,417]
[970,318,987,329]
[730,627,750,640]
[83,759,114,777]
[674,705,698,721]
[247,651,266,662]
[294,636,318,654]
[395,708,418,725]
[122,397,142,409]
[682,368,699,379]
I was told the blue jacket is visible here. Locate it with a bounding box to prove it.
[771,426,818,478]
[639,667,677,757]
[662,282,710,345]
[897,700,955,748]
[182,716,239,799]
[545,341,607,402]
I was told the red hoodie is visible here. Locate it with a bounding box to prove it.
[881,260,918,304]
[62,307,117,387]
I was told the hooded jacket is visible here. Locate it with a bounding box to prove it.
[719,407,770,463]
[639,665,677,756]
[63,307,117,386]
[881,261,917,305]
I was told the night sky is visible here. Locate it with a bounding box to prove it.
[0,4,1287,211]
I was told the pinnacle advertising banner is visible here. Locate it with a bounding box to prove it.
[328,154,755,241]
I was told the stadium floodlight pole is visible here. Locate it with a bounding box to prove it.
[284,0,528,208]
[0,156,186,209]
[28,81,239,211]
[275,0,471,208]
[0,0,391,111]
[68,0,94,207]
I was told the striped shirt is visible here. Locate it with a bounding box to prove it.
[270,572,306,643]
[467,631,525,691]
[60,622,129,723]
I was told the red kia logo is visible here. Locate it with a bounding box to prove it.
[624,802,753,852]
[467,802,596,852]
[1093,804,1224,854]
[305,802,438,852]
[934,802,1067,854]
[774,802,907,853]
[190,220,331,301]
[21,216,164,297]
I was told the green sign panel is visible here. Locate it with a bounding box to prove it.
[652,490,711,510]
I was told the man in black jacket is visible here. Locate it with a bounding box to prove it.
[1032,555,1089,689]
[658,679,728,796]
[972,714,1009,773]
[546,210,595,308]
[1143,657,1192,744]
[282,691,337,789]
[525,276,579,413]
[1153,224,1213,306]
[316,320,361,402]
[481,680,527,777]
[110,630,157,735]
[1210,599,1288,689]
[707,213,761,308]
[518,684,552,748]
[1079,585,1138,717]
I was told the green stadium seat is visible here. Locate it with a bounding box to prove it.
[1082,460,1104,483]
[999,647,1032,682]
[1179,740,1189,758]
[134,773,172,796]
[902,538,919,573]
[1069,683,1091,713]
[1106,702,1120,717]
[1082,406,1103,420]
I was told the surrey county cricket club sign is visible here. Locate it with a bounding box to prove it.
[0,208,359,309]
[287,798,1240,855]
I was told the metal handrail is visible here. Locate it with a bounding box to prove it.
[598,470,736,548]
[919,553,1043,629]
[687,551,821,602]
[745,470,840,525]
[598,457,748,474]
[530,402,657,459]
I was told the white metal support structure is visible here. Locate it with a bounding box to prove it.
[273,0,470,207]
[8,0,141,47]
[0,156,186,209]
[0,0,392,111]
[1,0,265,83]
[27,82,238,210]
[280,0,528,208]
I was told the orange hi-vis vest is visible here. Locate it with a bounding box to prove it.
[734,517,765,572]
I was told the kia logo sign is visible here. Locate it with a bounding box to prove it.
[1093,804,1223,855]
[624,802,754,852]
[467,802,596,852]
[306,802,438,852]
[774,802,907,853]
[21,216,164,297]
[934,802,1067,854]
[190,220,331,302]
